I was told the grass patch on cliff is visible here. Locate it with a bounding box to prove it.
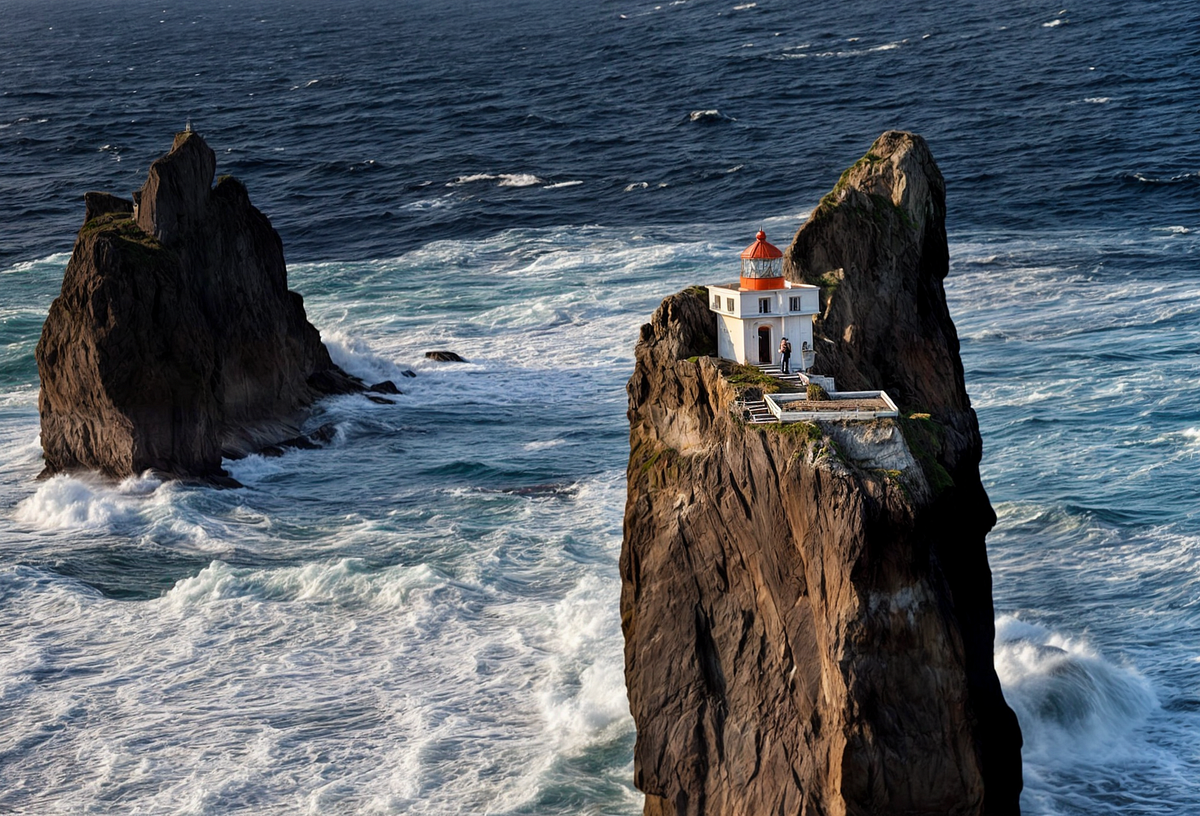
[639,445,677,475]
[816,269,843,310]
[80,213,164,254]
[817,152,883,211]
[898,414,955,496]
[724,363,780,393]
[809,150,918,235]
[640,445,681,491]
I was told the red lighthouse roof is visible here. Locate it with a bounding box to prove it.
[741,230,783,260]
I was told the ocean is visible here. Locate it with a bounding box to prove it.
[1,0,1197,813]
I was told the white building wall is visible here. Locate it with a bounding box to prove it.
[707,281,820,366]
[743,318,782,365]
[716,315,743,362]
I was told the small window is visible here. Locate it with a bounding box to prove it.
[726,297,735,312]
[789,296,802,312]
[712,295,721,309]
[758,298,771,314]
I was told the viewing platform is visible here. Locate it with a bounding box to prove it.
[733,363,898,424]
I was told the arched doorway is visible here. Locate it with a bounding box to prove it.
[757,326,772,364]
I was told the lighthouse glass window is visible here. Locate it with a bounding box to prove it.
[758,298,771,314]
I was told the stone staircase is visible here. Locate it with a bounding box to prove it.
[734,366,835,425]
[737,397,775,424]
[755,364,806,386]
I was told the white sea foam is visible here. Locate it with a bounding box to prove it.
[162,558,447,610]
[321,329,415,384]
[447,173,543,188]
[449,173,496,185]
[497,173,543,187]
[995,615,1163,811]
[402,195,454,210]
[223,453,288,484]
[13,473,161,531]
[624,181,649,191]
[537,573,632,754]
[523,438,566,451]
[2,251,71,275]
[776,41,901,59]
[1043,18,1064,27]
[543,180,583,189]
[1083,96,1111,103]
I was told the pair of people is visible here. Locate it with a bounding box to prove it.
[779,337,793,374]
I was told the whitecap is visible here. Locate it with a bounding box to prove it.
[522,439,565,451]
[1150,427,1200,446]
[995,614,1156,763]
[536,573,632,755]
[688,109,733,123]
[447,172,542,188]
[1083,96,1110,103]
[1043,18,1064,27]
[3,252,71,275]
[448,173,496,186]
[222,453,288,484]
[13,473,161,532]
[732,2,756,8]
[497,173,543,187]
[401,195,454,210]
[161,558,447,612]
[321,329,414,384]
[543,180,583,189]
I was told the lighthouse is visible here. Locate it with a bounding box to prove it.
[707,231,820,369]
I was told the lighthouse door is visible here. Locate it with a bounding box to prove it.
[757,326,772,364]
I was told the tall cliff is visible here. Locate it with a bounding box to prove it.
[621,131,1023,815]
[37,131,359,481]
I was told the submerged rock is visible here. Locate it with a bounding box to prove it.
[424,350,466,362]
[36,131,363,482]
[622,132,1022,815]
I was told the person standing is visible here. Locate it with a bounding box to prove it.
[780,336,792,374]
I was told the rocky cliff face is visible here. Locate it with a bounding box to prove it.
[622,131,1023,815]
[37,131,359,481]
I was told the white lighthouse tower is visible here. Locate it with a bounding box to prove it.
[707,231,820,370]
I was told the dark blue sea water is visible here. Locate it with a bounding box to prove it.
[1,1,1198,813]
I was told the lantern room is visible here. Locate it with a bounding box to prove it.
[739,230,785,290]
[707,230,821,370]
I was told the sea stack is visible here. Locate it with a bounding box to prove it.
[621,132,1023,814]
[36,131,360,482]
